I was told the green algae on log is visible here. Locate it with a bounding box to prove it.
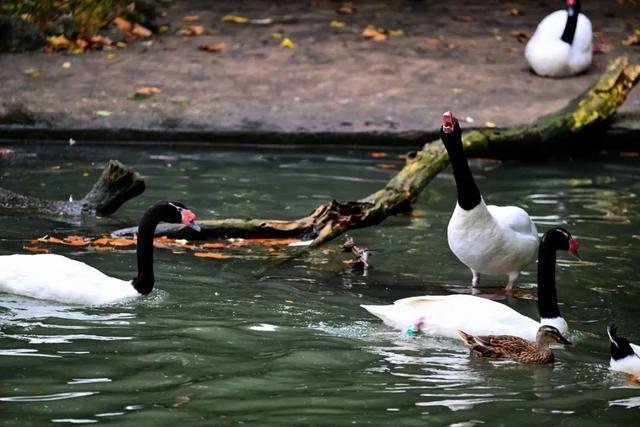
[0,159,145,216]
[112,56,640,247]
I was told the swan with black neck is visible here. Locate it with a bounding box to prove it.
[361,227,580,341]
[0,201,201,305]
[525,0,592,77]
[441,111,538,290]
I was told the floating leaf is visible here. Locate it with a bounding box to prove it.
[93,236,136,246]
[622,34,639,46]
[376,163,397,170]
[330,20,346,28]
[222,15,249,24]
[194,252,230,259]
[95,110,112,117]
[198,42,227,53]
[369,151,388,158]
[23,246,50,253]
[201,242,226,249]
[280,38,295,48]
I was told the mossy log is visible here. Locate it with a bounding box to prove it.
[0,159,145,216]
[113,57,640,246]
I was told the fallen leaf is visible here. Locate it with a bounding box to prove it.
[453,15,473,22]
[179,25,204,36]
[336,5,354,14]
[230,238,301,247]
[330,20,346,28]
[485,121,497,128]
[222,15,249,24]
[183,15,199,21]
[23,245,50,253]
[172,395,191,408]
[620,151,639,158]
[113,17,132,33]
[510,31,529,43]
[194,252,230,259]
[48,34,72,49]
[508,8,522,16]
[201,242,226,249]
[280,37,295,48]
[369,151,388,158]
[95,110,112,117]
[0,148,14,157]
[62,61,71,68]
[132,24,152,38]
[387,29,403,37]
[452,87,463,94]
[93,237,137,246]
[136,86,161,96]
[622,34,639,46]
[424,37,441,46]
[198,42,227,52]
[37,236,65,244]
[75,38,88,50]
[362,25,386,42]
[63,235,90,247]
[250,18,273,25]
[106,53,118,60]
[447,42,457,49]
[115,41,127,48]
[403,210,426,218]
[592,44,609,54]
[159,24,171,33]
[22,68,40,78]
[285,299,294,304]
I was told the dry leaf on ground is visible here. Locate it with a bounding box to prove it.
[198,42,227,52]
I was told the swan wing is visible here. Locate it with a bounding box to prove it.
[362,294,540,340]
[0,254,137,305]
[486,205,537,236]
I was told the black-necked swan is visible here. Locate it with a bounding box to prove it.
[361,227,581,341]
[440,111,538,290]
[525,0,592,77]
[607,325,640,379]
[0,201,201,305]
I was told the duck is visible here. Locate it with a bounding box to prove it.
[458,325,571,364]
[361,227,580,341]
[441,111,539,290]
[525,0,592,78]
[607,325,640,381]
[0,201,201,305]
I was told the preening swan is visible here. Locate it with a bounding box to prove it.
[0,201,201,305]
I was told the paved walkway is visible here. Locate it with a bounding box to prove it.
[0,0,638,145]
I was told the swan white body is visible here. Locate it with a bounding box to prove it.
[448,200,539,286]
[610,343,640,376]
[0,254,139,305]
[525,10,592,77]
[361,294,567,342]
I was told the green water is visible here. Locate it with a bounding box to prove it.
[1,146,639,425]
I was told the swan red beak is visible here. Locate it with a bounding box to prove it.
[442,111,455,133]
[181,209,202,232]
[569,238,581,261]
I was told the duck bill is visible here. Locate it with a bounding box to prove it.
[558,335,573,346]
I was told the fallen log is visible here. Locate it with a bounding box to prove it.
[113,56,640,246]
[0,159,145,216]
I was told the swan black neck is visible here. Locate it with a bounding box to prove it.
[132,202,180,295]
[561,0,580,45]
[440,123,481,211]
[536,230,566,319]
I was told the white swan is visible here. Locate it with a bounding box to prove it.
[361,227,581,341]
[525,0,592,77]
[441,111,538,289]
[607,325,640,378]
[0,201,201,305]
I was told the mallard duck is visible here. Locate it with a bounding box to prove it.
[458,325,571,364]
[441,111,539,289]
[0,201,201,305]
[525,0,592,77]
[607,325,640,382]
[361,227,580,341]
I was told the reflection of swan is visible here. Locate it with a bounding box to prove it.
[362,228,580,341]
[0,201,200,305]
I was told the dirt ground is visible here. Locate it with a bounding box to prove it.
[0,0,638,144]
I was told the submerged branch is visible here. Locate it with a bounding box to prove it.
[0,159,145,216]
[113,57,640,247]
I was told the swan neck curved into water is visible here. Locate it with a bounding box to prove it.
[561,0,580,44]
[537,237,561,319]
[132,205,165,294]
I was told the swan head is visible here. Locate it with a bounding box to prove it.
[167,201,201,232]
[440,111,462,149]
[607,324,636,361]
[566,0,580,17]
[542,227,581,260]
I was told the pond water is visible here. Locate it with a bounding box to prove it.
[1,145,639,425]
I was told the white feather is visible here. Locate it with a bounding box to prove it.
[0,254,139,305]
[447,200,538,279]
[361,294,566,341]
[610,342,640,376]
[525,10,592,77]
